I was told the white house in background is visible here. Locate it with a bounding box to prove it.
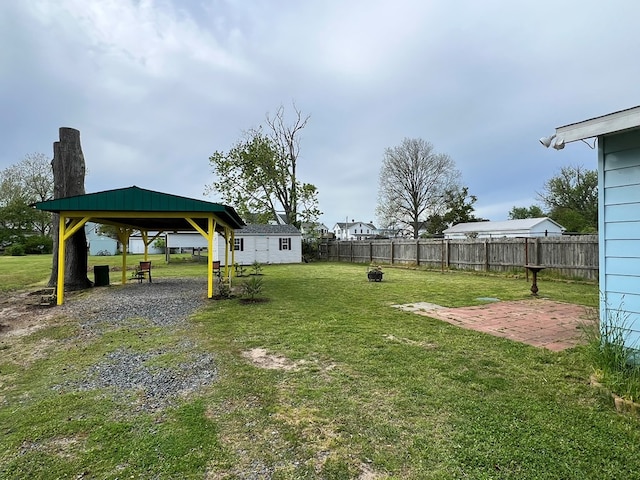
[443,218,565,239]
[300,222,330,241]
[332,221,377,240]
[85,222,118,255]
[543,105,640,351]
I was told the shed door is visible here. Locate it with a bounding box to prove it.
[255,237,269,263]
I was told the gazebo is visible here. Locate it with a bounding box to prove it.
[33,186,245,305]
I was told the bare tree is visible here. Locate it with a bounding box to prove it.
[206,103,318,227]
[264,103,310,226]
[48,128,92,290]
[376,138,461,239]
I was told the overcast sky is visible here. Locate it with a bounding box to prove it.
[2,0,639,227]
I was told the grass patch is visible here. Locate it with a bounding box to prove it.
[584,306,640,403]
[0,253,206,293]
[2,261,639,479]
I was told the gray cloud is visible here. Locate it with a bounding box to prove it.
[2,0,639,228]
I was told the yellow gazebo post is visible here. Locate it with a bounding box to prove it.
[186,216,216,298]
[55,214,91,305]
[116,228,134,285]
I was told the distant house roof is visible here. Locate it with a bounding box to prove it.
[239,224,301,235]
[274,213,289,225]
[334,221,376,229]
[444,218,564,234]
[301,222,328,230]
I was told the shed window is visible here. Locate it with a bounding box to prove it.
[231,238,244,251]
[279,238,291,250]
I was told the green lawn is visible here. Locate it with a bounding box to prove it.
[1,257,638,479]
[0,253,204,292]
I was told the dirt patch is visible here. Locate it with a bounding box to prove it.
[383,334,437,349]
[391,302,447,313]
[359,464,383,479]
[0,290,62,339]
[242,348,306,371]
[19,434,87,459]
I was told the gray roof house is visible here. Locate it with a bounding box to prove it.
[444,218,565,239]
[542,105,640,352]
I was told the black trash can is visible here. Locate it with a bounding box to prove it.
[94,265,110,286]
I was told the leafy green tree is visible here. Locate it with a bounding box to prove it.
[0,153,53,244]
[23,235,53,254]
[441,186,481,226]
[538,165,598,232]
[424,186,483,235]
[206,104,321,227]
[297,183,322,226]
[377,138,461,239]
[508,205,546,220]
[0,200,37,244]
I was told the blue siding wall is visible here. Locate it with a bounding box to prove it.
[601,130,640,348]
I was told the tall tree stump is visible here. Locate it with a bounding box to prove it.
[47,128,92,290]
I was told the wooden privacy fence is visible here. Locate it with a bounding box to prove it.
[319,236,599,281]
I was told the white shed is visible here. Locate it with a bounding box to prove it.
[227,224,301,265]
[127,225,301,266]
[543,105,640,350]
[443,218,565,239]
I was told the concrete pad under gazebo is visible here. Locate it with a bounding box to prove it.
[33,186,245,305]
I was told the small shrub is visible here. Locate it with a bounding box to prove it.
[234,263,247,276]
[241,275,264,301]
[23,235,53,254]
[154,238,166,253]
[216,279,232,299]
[6,244,26,256]
[251,261,263,275]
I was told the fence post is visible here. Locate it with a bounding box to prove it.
[446,239,450,269]
[524,238,529,280]
[369,242,373,263]
[535,237,541,265]
[484,240,489,272]
[416,239,420,266]
[390,240,394,265]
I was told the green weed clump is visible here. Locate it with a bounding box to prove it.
[586,306,640,402]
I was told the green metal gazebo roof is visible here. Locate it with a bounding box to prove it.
[33,186,245,232]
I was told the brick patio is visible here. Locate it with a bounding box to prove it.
[393,299,596,351]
